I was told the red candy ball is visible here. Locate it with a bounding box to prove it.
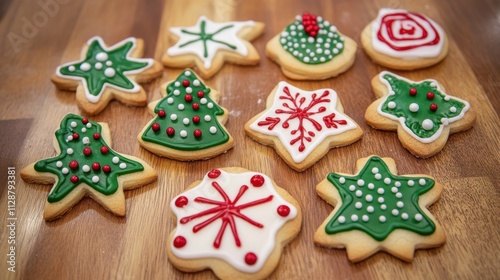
[158,110,166,118]
[193,129,202,138]
[192,103,200,111]
[72,133,80,140]
[430,104,438,111]
[173,236,186,248]
[175,196,189,207]
[244,252,257,265]
[250,175,265,187]
[83,147,92,156]
[82,117,89,124]
[184,94,193,102]
[277,205,291,217]
[427,92,435,100]
[69,160,79,170]
[152,123,160,132]
[182,80,190,87]
[93,132,100,140]
[100,146,109,154]
[92,162,101,171]
[70,175,79,183]
[409,88,417,96]
[166,127,175,136]
[192,116,200,124]
[102,165,111,173]
[197,91,204,98]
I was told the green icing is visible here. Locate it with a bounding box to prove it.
[380,73,468,140]
[279,16,344,64]
[58,37,151,97]
[180,19,236,57]
[325,156,436,241]
[141,70,230,151]
[34,114,144,203]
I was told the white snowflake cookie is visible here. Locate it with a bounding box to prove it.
[167,167,302,280]
[245,82,363,171]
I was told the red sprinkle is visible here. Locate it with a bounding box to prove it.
[152,123,160,132]
[70,175,79,183]
[158,110,166,117]
[83,147,92,156]
[277,205,291,217]
[182,80,190,87]
[102,165,111,173]
[92,162,101,171]
[100,146,109,154]
[175,196,189,207]
[250,175,265,187]
[72,133,80,140]
[197,91,204,98]
[409,88,417,96]
[82,117,89,124]
[427,92,435,100]
[166,127,175,136]
[193,129,202,138]
[430,104,438,111]
[192,103,200,111]
[208,169,221,179]
[69,160,79,170]
[184,94,193,102]
[244,252,258,265]
[173,236,187,248]
[93,132,100,140]
[192,116,200,124]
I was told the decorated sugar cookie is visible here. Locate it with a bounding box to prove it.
[245,81,363,171]
[51,36,163,115]
[314,156,446,262]
[361,8,448,70]
[365,71,476,158]
[138,69,234,160]
[162,16,265,79]
[266,12,357,80]
[167,167,302,280]
[20,114,157,220]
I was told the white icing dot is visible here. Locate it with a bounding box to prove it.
[441,118,449,125]
[204,115,211,122]
[378,197,385,203]
[368,183,375,189]
[68,66,75,72]
[184,70,191,76]
[70,121,77,128]
[349,185,356,191]
[449,106,456,113]
[362,215,369,222]
[338,216,346,223]
[324,49,331,55]
[365,195,373,202]
[339,177,346,184]
[303,57,310,63]
[94,62,103,70]
[280,38,287,44]
[207,103,214,109]
[422,119,434,130]
[320,57,325,62]
[56,161,63,168]
[367,206,375,213]
[395,181,401,187]
[210,126,217,134]
[309,52,315,57]
[86,123,92,128]
[61,168,69,174]
[82,137,90,145]
[408,180,415,186]
[167,97,174,104]
[357,179,365,186]
[419,179,427,185]
[173,90,180,96]
[106,61,112,66]
[92,176,99,183]
[333,48,339,54]
[119,163,126,169]
[355,202,362,209]
[112,156,119,164]
[174,81,180,87]
[381,204,387,210]
[178,104,185,110]
[200,98,207,104]
[186,87,193,93]
[415,214,423,221]
[379,216,387,222]
[307,37,315,43]
[183,118,189,125]
[430,82,437,87]
[396,193,403,198]
[409,103,419,112]
[401,213,409,220]
[351,214,359,222]
[96,52,108,61]
[388,101,396,109]
[377,188,384,194]
[66,135,73,141]
[355,190,362,197]
[316,48,323,54]
[180,130,187,138]
[375,174,382,180]
[104,68,115,77]
[170,114,178,121]
[445,96,451,101]
[293,50,299,56]
[81,128,87,133]
[391,187,398,193]
[392,209,399,216]
[384,178,391,184]
[82,165,90,172]
[80,62,91,71]
[397,201,404,208]
[67,148,73,155]
[336,43,343,49]
[193,80,200,86]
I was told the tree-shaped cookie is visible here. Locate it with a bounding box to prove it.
[365,71,476,158]
[52,36,163,115]
[138,69,233,160]
[314,156,446,262]
[20,114,157,220]
[167,167,302,279]
[245,81,363,171]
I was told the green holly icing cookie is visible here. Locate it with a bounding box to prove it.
[57,36,152,102]
[378,71,469,142]
[34,114,144,203]
[279,12,345,64]
[141,69,230,151]
[325,156,436,241]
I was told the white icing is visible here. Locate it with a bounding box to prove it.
[170,170,297,273]
[338,216,346,223]
[357,179,365,186]
[409,103,419,112]
[94,62,103,70]
[209,126,217,134]
[170,114,178,121]
[167,16,256,69]
[377,71,471,143]
[104,68,115,77]
[55,36,154,103]
[415,213,423,221]
[112,156,119,164]
[92,176,99,183]
[422,119,434,130]
[249,82,358,163]
[180,130,187,137]
[371,8,445,59]
[56,161,63,168]
[96,52,108,61]
[379,215,387,222]
[61,168,69,174]
[66,148,73,155]
[183,118,190,125]
[119,163,127,169]
[82,165,90,172]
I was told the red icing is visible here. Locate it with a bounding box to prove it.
[92,162,101,171]
[409,88,417,96]
[69,160,79,170]
[182,80,190,87]
[100,146,109,154]
[250,175,265,187]
[207,169,221,179]
[102,165,111,173]
[192,103,200,111]
[427,92,435,100]
[173,236,187,248]
[277,205,291,217]
[175,196,189,207]
[194,129,202,138]
[197,91,204,98]
[70,175,79,183]
[82,118,89,125]
[184,94,193,102]
[377,12,440,51]
[72,133,80,140]
[244,252,258,265]
[158,110,166,118]
[93,132,100,140]
[83,147,92,156]
[179,181,273,248]
[192,116,200,124]
[302,12,319,37]
[430,104,438,111]
[152,123,160,132]
[166,127,175,136]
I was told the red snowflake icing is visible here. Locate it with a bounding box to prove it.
[257,85,348,152]
[179,181,274,248]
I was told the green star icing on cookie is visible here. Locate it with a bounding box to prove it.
[34,114,144,203]
[325,156,436,241]
[58,37,151,99]
[179,19,237,58]
[379,72,468,140]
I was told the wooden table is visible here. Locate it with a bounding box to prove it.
[1,0,499,279]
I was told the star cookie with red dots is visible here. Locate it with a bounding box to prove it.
[138,69,234,161]
[20,114,157,220]
[167,167,302,279]
[365,71,476,158]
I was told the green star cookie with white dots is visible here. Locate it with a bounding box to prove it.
[314,156,446,262]
[51,36,163,115]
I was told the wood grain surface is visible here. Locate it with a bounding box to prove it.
[1,0,499,279]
